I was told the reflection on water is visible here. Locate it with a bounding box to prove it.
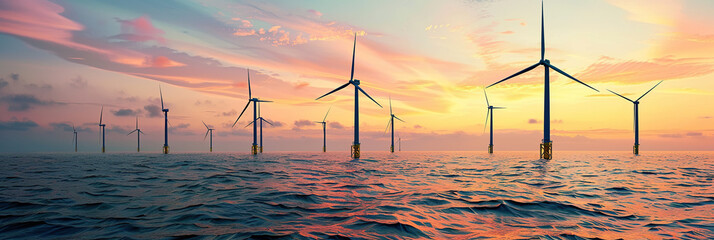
[0,151,712,238]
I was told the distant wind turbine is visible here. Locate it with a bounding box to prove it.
[160,86,170,154]
[315,107,331,152]
[128,116,144,152]
[72,123,78,152]
[316,33,383,158]
[486,0,599,160]
[398,134,401,152]
[246,102,273,153]
[202,121,214,152]
[607,81,663,155]
[385,97,405,153]
[232,69,272,155]
[484,90,506,154]
[99,106,106,153]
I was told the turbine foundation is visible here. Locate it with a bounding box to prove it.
[488,144,493,154]
[210,147,212,152]
[540,141,552,160]
[390,145,394,153]
[251,144,258,155]
[633,144,639,155]
[259,146,263,153]
[322,146,326,152]
[351,144,360,159]
[163,145,169,154]
[102,147,105,153]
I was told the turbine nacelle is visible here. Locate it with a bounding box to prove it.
[540,59,550,65]
[352,79,360,85]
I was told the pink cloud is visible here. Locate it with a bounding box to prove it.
[234,29,256,36]
[308,9,323,17]
[114,16,166,44]
[577,56,714,84]
[144,56,184,68]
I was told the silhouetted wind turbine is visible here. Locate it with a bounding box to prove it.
[607,81,663,155]
[232,69,272,155]
[72,123,78,152]
[315,107,331,152]
[99,106,106,153]
[398,134,401,152]
[202,121,214,152]
[316,33,382,158]
[484,90,506,154]
[486,0,599,160]
[246,102,273,153]
[160,86,170,154]
[128,116,144,152]
[385,97,405,153]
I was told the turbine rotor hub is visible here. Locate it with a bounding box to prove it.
[353,79,360,85]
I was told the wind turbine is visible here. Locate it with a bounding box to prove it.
[159,87,170,154]
[72,123,78,152]
[315,107,331,152]
[128,116,144,152]
[245,102,274,153]
[607,81,663,155]
[202,121,214,152]
[316,33,382,158]
[484,90,506,154]
[232,69,272,155]
[398,134,401,152]
[99,106,106,153]
[385,97,405,153]
[486,0,599,160]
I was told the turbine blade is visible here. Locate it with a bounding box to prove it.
[128,129,137,135]
[202,121,209,129]
[99,106,103,125]
[636,80,663,102]
[323,106,331,122]
[484,89,490,107]
[389,96,392,115]
[160,86,164,109]
[316,82,351,100]
[204,130,209,140]
[385,118,392,133]
[541,0,545,61]
[262,118,274,126]
[245,119,255,128]
[256,100,273,102]
[247,69,252,99]
[73,123,76,132]
[483,109,490,134]
[135,116,138,129]
[546,63,599,92]
[350,33,356,80]
[492,107,507,109]
[356,86,382,108]
[232,101,251,127]
[140,130,145,135]
[394,115,405,123]
[606,89,634,103]
[487,62,540,88]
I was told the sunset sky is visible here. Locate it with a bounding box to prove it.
[1,0,713,153]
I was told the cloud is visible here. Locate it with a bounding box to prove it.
[578,57,714,84]
[113,16,166,44]
[50,122,91,132]
[10,73,19,81]
[701,116,712,119]
[144,104,162,117]
[528,119,539,124]
[328,121,344,129]
[113,108,140,116]
[292,119,315,130]
[307,9,322,17]
[0,78,7,89]
[414,124,422,129]
[528,119,562,124]
[143,56,184,68]
[686,132,703,137]
[24,83,52,91]
[69,76,87,88]
[0,94,61,111]
[261,118,284,128]
[0,120,38,131]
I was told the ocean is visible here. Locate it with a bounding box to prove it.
[0,151,712,239]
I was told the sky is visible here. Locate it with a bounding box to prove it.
[0,0,713,153]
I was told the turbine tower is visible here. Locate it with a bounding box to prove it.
[99,106,106,153]
[232,69,272,155]
[398,134,401,152]
[484,90,506,154]
[245,102,274,153]
[160,86,170,154]
[316,33,383,159]
[72,123,78,152]
[202,121,214,152]
[128,116,144,152]
[486,0,599,160]
[386,97,405,153]
[607,81,663,155]
[314,107,331,152]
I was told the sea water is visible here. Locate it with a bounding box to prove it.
[0,151,712,239]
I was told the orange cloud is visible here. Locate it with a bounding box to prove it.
[114,16,166,44]
[577,56,714,84]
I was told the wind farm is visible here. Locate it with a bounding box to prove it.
[0,1,712,239]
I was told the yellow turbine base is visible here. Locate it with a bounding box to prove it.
[540,142,552,160]
[260,146,263,153]
[351,144,360,159]
[633,144,639,155]
[102,147,105,153]
[322,146,326,152]
[251,145,258,155]
[390,145,394,153]
[163,146,169,154]
[488,145,493,154]
[137,148,140,153]
[209,147,212,152]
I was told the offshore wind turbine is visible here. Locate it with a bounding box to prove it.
[486,0,599,160]
[99,106,106,153]
[245,102,274,153]
[128,116,144,152]
[72,123,78,152]
[385,97,405,153]
[484,90,506,154]
[202,121,214,152]
[315,107,331,152]
[316,33,383,159]
[232,69,272,155]
[160,86,170,154]
[607,81,663,155]
[398,134,401,152]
